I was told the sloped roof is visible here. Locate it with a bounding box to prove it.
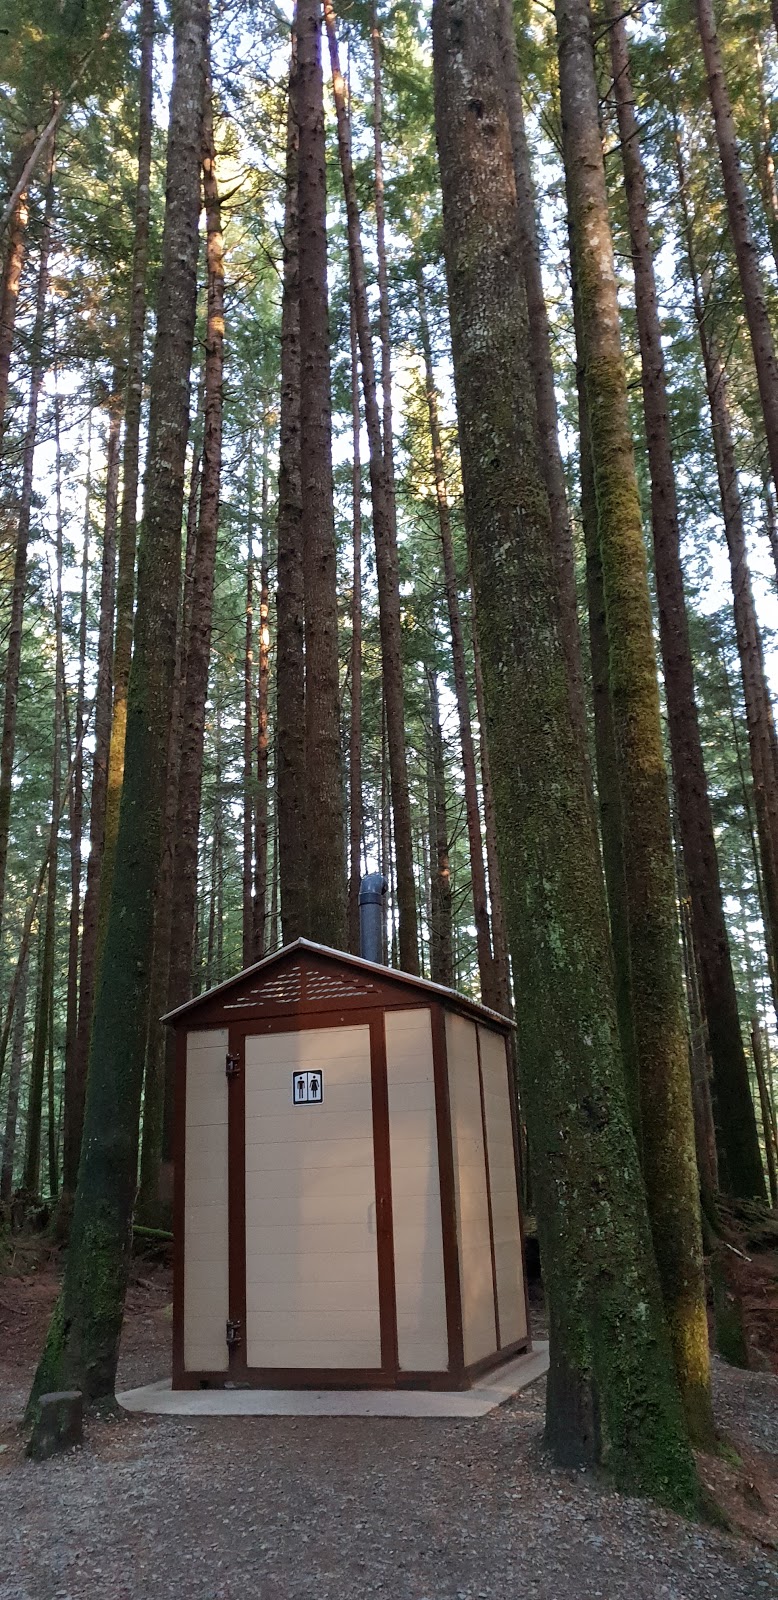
[161,937,512,1030]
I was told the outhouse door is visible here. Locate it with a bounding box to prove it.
[242,1020,389,1376]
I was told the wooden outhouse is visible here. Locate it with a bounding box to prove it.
[164,939,530,1391]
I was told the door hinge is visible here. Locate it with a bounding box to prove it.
[226,1318,242,1349]
[226,1051,240,1078]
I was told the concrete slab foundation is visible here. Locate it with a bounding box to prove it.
[118,1342,549,1419]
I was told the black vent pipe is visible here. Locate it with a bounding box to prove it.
[358,873,388,965]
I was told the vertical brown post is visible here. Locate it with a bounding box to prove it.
[171,1028,188,1388]
[369,1014,398,1378]
[475,1026,501,1350]
[430,1003,465,1381]
[227,1026,247,1377]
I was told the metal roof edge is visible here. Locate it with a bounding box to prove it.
[161,936,514,1030]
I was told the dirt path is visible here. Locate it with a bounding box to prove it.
[0,1258,776,1600]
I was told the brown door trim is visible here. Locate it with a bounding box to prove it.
[505,1034,532,1348]
[171,1028,187,1389]
[227,1024,248,1380]
[369,1014,399,1378]
[475,1025,501,1351]
[430,1002,465,1380]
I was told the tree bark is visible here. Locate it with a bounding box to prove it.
[557,0,713,1443]
[253,427,271,959]
[426,669,453,988]
[242,453,255,965]
[0,952,28,1202]
[497,0,587,749]
[347,280,363,956]
[28,0,207,1411]
[471,612,511,1018]
[324,0,415,966]
[694,0,778,497]
[296,0,347,949]
[99,0,155,939]
[675,124,778,1107]
[751,1018,778,1207]
[62,403,94,1197]
[417,269,498,1007]
[164,73,225,1082]
[0,128,35,448]
[23,384,64,1196]
[61,393,121,1205]
[276,26,309,944]
[576,293,640,1138]
[0,144,55,951]
[432,0,698,1507]
[608,3,763,1200]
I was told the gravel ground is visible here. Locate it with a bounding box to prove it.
[1,1267,776,1600]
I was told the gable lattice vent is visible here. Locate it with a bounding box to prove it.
[223,963,303,1010]
[304,966,379,1001]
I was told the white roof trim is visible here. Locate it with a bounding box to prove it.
[161,937,513,1029]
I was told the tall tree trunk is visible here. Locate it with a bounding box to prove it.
[23,382,64,1196]
[0,145,54,950]
[253,427,271,959]
[347,281,363,955]
[694,0,778,496]
[0,128,35,448]
[62,396,120,1204]
[323,1,411,962]
[675,126,778,1067]
[751,1018,778,1207]
[471,612,511,1017]
[557,0,713,1442]
[433,0,697,1507]
[0,953,29,1202]
[496,0,587,746]
[752,35,778,284]
[762,478,778,593]
[576,300,640,1138]
[426,669,453,988]
[296,0,347,949]
[608,4,763,1200]
[28,0,208,1411]
[61,394,121,1207]
[417,269,498,1007]
[276,27,308,944]
[100,0,155,936]
[63,404,93,1174]
[163,75,225,1178]
[242,453,255,965]
[46,970,57,1201]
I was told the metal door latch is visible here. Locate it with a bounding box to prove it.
[226,1318,242,1349]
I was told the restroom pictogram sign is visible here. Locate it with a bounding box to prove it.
[292,1070,324,1105]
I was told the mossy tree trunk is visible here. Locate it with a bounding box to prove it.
[497,0,587,750]
[608,2,763,1202]
[27,0,208,1411]
[297,0,346,949]
[432,0,698,1509]
[0,953,28,1202]
[557,0,714,1445]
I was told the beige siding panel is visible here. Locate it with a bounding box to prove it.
[244,1026,381,1369]
[386,1008,448,1372]
[479,1027,527,1346]
[184,1028,229,1372]
[446,1012,497,1367]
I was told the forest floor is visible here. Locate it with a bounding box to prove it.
[0,1237,777,1600]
